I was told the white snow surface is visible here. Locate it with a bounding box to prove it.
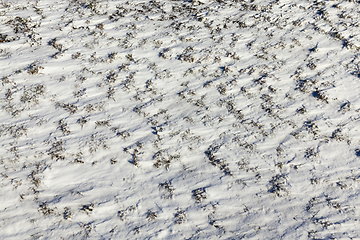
[1,0,360,239]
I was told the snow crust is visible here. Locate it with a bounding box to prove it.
[1,0,360,239]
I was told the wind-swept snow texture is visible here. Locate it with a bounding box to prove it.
[1,0,360,239]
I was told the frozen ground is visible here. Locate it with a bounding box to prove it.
[1,0,360,239]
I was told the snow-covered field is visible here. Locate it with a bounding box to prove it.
[1,0,360,239]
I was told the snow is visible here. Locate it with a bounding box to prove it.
[1,0,360,239]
